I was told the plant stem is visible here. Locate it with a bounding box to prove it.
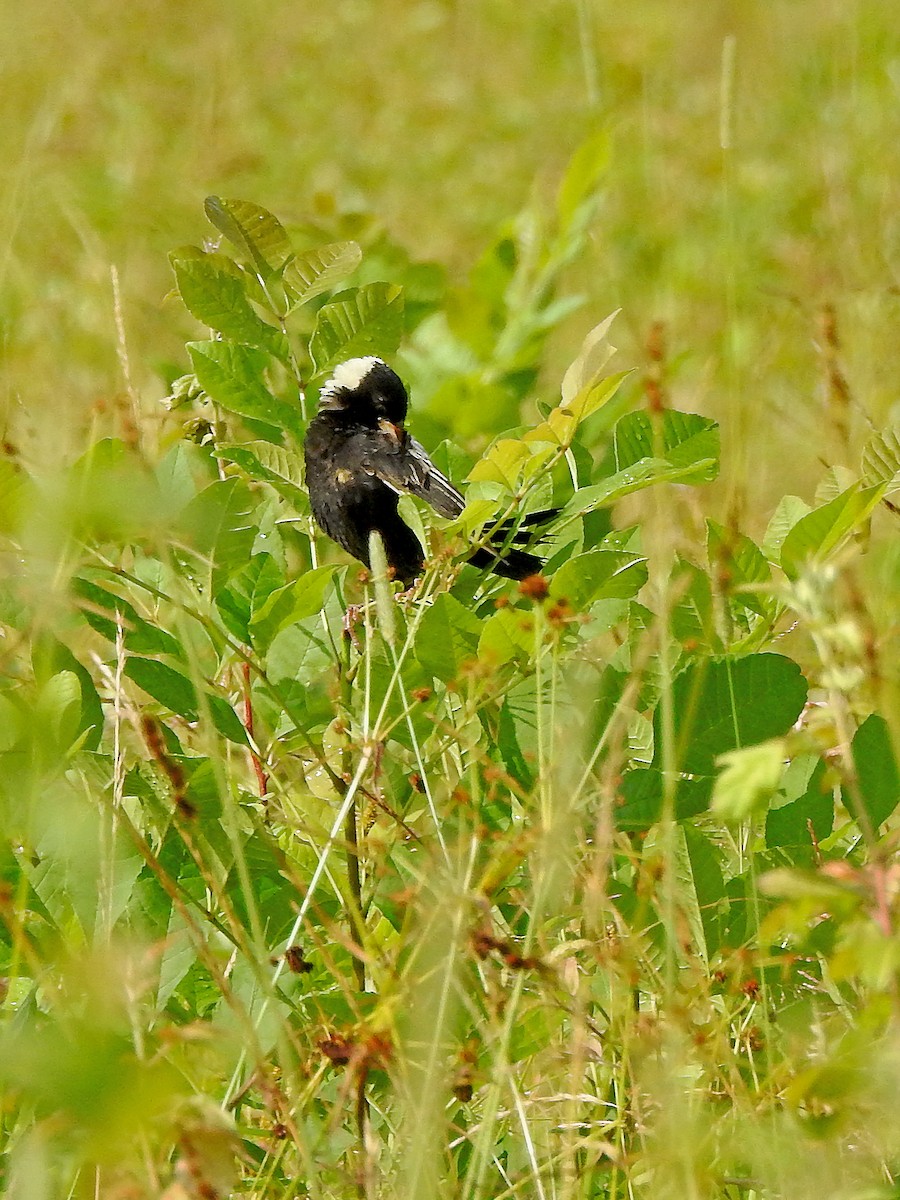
[338,607,367,994]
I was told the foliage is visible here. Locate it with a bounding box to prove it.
[1,150,899,1200]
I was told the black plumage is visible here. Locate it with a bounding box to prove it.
[303,357,550,585]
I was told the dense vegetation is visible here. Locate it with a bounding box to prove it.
[2,5,899,1199]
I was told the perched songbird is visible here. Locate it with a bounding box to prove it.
[303,357,549,585]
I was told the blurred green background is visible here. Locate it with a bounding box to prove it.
[3,6,900,1194]
[3,0,899,513]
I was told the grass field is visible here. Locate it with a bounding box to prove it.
[6,2,900,486]
[2,3,900,1198]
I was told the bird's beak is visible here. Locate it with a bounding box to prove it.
[378,418,403,444]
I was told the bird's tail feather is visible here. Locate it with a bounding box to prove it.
[468,546,545,580]
[468,508,558,580]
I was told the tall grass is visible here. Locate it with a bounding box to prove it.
[1,5,900,1198]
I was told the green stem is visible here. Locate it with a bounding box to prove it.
[339,604,366,993]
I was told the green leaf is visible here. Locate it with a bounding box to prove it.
[309,283,405,374]
[207,695,249,745]
[73,577,183,658]
[218,441,307,511]
[462,234,516,317]
[556,130,610,231]
[467,437,554,488]
[557,454,719,522]
[283,241,363,308]
[170,247,288,356]
[101,822,146,930]
[427,375,523,442]
[35,671,82,754]
[762,495,811,562]
[478,607,535,665]
[550,550,648,609]
[124,659,247,744]
[32,637,105,754]
[711,739,788,822]
[560,311,619,405]
[66,438,168,542]
[157,910,195,1009]
[780,483,887,578]
[507,1003,564,1064]
[416,593,482,682]
[496,674,580,790]
[164,760,223,822]
[179,478,257,584]
[669,559,717,651]
[706,520,775,620]
[266,621,333,687]
[614,410,720,474]
[525,363,631,448]
[844,715,900,830]
[551,412,720,526]
[215,553,285,642]
[861,423,900,492]
[125,658,198,720]
[615,769,711,829]
[815,465,859,506]
[680,825,725,959]
[249,566,337,650]
[559,368,632,427]
[227,829,295,940]
[156,443,202,511]
[187,341,303,440]
[496,694,533,788]
[766,758,834,849]
[661,654,808,777]
[203,196,292,277]
[0,693,24,753]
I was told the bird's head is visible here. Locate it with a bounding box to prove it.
[316,357,409,432]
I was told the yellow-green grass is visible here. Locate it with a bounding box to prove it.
[4,1,899,507]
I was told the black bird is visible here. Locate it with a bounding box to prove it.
[303,357,549,585]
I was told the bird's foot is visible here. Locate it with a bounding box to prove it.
[342,604,364,651]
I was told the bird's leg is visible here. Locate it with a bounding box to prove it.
[342,603,364,652]
[395,571,428,604]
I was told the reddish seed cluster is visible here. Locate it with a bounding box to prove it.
[318,1031,392,1071]
[318,1034,353,1066]
[546,597,572,625]
[471,929,542,971]
[450,785,472,808]
[283,945,313,975]
[453,1042,478,1103]
[141,715,195,818]
[518,574,550,602]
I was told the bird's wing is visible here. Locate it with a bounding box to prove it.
[363,434,465,519]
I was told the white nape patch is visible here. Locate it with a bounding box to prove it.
[322,356,385,397]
